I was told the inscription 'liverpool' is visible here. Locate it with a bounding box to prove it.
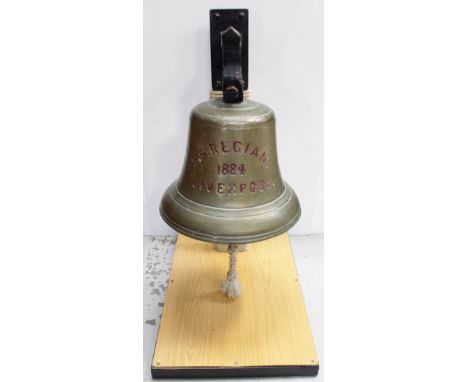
[191,140,268,167]
[192,180,274,195]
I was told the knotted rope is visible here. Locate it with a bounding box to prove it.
[220,244,241,298]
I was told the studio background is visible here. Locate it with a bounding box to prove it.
[144,0,323,235]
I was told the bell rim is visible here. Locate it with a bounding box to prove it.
[159,181,301,244]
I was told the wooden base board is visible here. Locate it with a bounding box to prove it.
[152,233,319,378]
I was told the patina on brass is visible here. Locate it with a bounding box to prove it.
[159,9,300,245]
[160,99,301,244]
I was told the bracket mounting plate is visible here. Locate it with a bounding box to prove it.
[210,9,249,92]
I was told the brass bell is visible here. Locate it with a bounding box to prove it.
[160,10,300,245]
[160,99,301,244]
[159,9,301,297]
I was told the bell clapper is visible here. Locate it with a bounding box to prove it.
[220,244,241,298]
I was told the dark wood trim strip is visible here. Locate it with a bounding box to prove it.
[151,364,319,378]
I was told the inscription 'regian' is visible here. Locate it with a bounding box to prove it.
[191,140,269,167]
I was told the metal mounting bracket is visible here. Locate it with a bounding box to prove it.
[210,9,248,103]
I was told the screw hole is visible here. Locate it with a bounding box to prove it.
[238,12,245,20]
[214,12,220,21]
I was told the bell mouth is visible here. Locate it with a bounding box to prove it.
[160,181,301,244]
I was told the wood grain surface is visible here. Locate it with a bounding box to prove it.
[152,233,318,369]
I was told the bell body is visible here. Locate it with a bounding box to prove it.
[160,99,300,244]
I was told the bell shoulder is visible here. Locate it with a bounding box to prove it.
[190,99,275,125]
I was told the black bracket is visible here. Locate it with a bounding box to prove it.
[210,9,248,103]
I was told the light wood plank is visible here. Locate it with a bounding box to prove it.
[152,233,318,368]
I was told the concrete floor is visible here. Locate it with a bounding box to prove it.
[143,234,323,381]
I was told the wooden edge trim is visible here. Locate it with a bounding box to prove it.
[151,364,319,378]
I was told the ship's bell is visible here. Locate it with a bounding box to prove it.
[160,9,300,245]
[160,98,301,244]
[159,9,301,298]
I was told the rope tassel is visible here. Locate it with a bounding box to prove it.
[220,244,241,298]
